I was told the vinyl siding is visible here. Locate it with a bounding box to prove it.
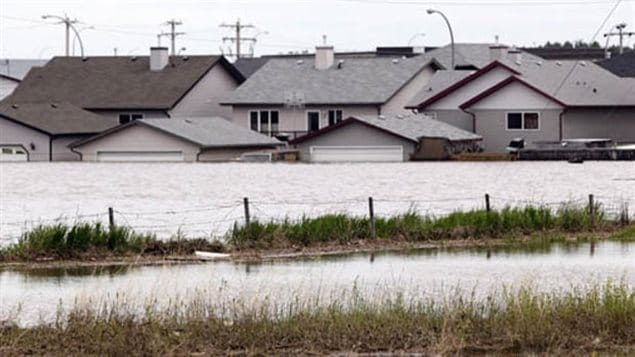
[381,66,435,115]
[564,108,635,143]
[0,117,50,161]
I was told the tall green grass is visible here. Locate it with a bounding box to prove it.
[1,282,633,354]
[228,205,606,248]
[0,223,155,260]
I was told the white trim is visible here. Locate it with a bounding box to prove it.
[326,108,344,126]
[248,109,280,134]
[505,111,541,131]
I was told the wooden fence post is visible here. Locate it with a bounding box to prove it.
[108,207,115,228]
[485,193,491,212]
[243,197,250,225]
[588,194,595,226]
[368,197,376,239]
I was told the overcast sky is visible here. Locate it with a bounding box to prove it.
[1,0,634,59]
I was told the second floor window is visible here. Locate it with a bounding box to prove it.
[249,110,279,134]
[507,112,539,130]
[119,113,143,124]
[328,110,343,126]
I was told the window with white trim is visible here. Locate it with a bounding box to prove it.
[119,113,143,124]
[327,109,343,126]
[249,110,279,134]
[506,112,539,130]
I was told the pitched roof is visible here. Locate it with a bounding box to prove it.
[599,51,635,78]
[459,75,567,109]
[223,56,443,105]
[7,55,244,110]
[233,57,271,78]
[71,117,282,148]
[291,114,482,144]
[0,102,117,135]
[0,59,48,80]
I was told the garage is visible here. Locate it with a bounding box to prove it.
[310,146,403,162]
[0,146,28,162]
[96,151,184,162]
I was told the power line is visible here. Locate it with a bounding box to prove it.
[163,19,185,55]
[220,19,256,59]
[604,23,635,55]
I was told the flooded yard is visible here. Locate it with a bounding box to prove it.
[1,161,633,241]
[1,241,633,326]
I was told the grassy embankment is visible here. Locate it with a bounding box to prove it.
[1,204,633,262]
[1,282,634,354]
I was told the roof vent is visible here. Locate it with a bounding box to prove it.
[378,115,386,120]
[182,56,189,61]
[593,88,597,93]
[392,59,399,64]
[515,60,521,66]
[579,61,587,66]
[337,59,344,69]
[81,57,88,62]
[396,114,405,119]
[11,104,19,109]
[185,119,192,124]
[297,59,304,65]
[131,56,138,61]
[535,61,543,66]
[555,61,562,66]
[50,103,58,108]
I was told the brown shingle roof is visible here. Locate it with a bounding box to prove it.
[0,102,117,135]
[7,55,243,110]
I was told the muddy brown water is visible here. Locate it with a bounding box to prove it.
[1,241,633,326]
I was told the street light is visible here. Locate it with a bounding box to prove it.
[42,14,85,57]
[408,33,426,46]
[72,25,93,56]
[426,9,455,69]
[249,30,269,57]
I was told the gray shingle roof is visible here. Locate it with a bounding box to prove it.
[0,102,117,135]
[0,59,48,80]
[7,56,243,110]
[138,117,282,148]
[599,51,635,77]
[406,70,474,107]
[354,114,482,142]
[223,56,442,105]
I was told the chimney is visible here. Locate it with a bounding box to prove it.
[150,47,169,71]
[489,45,508,62]
[315,46,334,70]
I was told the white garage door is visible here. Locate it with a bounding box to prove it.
[97,151,184,162]
[310,146,403,162]
[0,146,28,162]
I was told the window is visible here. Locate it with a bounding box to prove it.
[307,111,320,132]
[507,112,539,130]
[328,110,343,126]
[248,110,280,135]
[119,113,143,124]
[1,148,12,154]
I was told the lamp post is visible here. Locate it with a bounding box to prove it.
[42,14,85,57]
[72,25,93,56]
[408,33,425,46]
[426,9,455,69]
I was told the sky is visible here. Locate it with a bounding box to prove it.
[1,0,634,59]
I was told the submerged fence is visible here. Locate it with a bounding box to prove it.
[1,193,633,243]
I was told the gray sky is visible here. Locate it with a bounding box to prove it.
[1,0,634,59]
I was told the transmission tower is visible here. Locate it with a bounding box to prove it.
[220,19,256,59]
[163,19,185,55]
[604,23,634,55]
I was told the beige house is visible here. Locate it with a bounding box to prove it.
[222,45,445,140]
[71,117,283,162]
[407,47,635,152]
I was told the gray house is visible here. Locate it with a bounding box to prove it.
[407,47,635,152]
[0,59,48,100]
[6,47,245,123]
[222,45,446,140]
[290,114,482,162]
[70,117,283,162]
[0,102,117,161]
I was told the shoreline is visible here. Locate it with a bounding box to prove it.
[0,231,617,271]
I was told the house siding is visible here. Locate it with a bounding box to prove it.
[381,66,435,115]
[427,67,513,109]
[473,109,562,152]
[293,121,415,161]
[169,63,240,119]
[75,124,200,162]
[0,117,50,161]
[425,109,474,132]
[51,135,87,161]
[564,108,635,143]
[231,105,380,136]
[0,77,18,100]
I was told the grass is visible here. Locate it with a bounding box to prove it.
[1,282,634,354]
[227,204,611,249]
[0,223,224,261]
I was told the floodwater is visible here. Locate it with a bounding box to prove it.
[1,162,634,241]
[1,241,634,326]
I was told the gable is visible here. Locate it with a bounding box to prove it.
[466,80,564,110]
[426,66,515,109]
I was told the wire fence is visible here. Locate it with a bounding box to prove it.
[1,193,633,244]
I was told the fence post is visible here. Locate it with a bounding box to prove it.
[108,207,115,228]
[588,194,595,227]
[368,197,376,239]
[243,197,250,225]
[485,193,491,212]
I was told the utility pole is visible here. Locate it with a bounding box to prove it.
[220,19,256,59]
[604,23,634,55]
[163,19,185,55]
[41,14,81,56]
